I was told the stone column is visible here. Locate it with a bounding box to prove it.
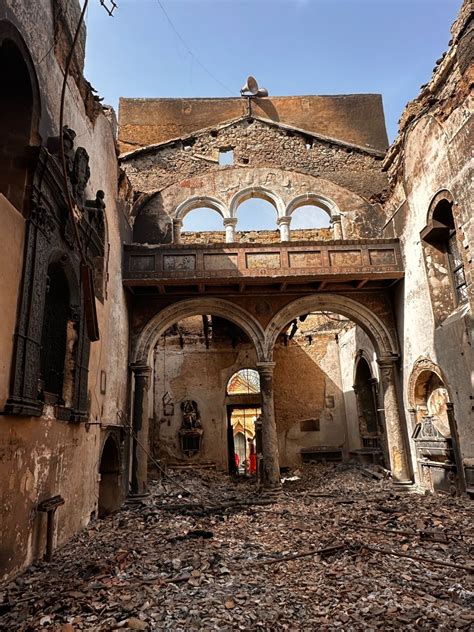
[331,214,343,239]
[377,357,412,485]
[256,362,281,489]
[172,218,183,244]
[224,218,238,243]
[277,216,291,242]
[130,363,152,497]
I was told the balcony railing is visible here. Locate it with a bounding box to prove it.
[123,239,403,292]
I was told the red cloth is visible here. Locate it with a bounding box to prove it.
[235,453,240,468]
[249,453,256,475]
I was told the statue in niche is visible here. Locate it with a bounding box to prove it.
[179,399,203,457]
[181,399,202,429]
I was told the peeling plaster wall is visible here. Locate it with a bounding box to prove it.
[0,1,131,582]
[132,165,383,244]
[274,335,346,467]
[152,332,347,469]
[0,195,25,411]
[383,3,473,474]
[338,327,379,454]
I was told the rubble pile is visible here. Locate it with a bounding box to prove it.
[1,464,473,631]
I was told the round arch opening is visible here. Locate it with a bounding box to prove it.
[143,309,264,474]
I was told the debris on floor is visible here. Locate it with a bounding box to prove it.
[1,463,473,630]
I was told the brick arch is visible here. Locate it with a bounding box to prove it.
[263,294,399,361]
[133,298,266,365]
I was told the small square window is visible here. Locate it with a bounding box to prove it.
[219,149,234,166]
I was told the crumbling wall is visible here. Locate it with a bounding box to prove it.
[382,0,473,482]
[122,119,386,202]
[180,228,332,245]
[274,333,346,466]
[131,165,386,244]
[0,0,131,582]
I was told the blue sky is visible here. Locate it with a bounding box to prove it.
[84,0,461,230]
[85,0,461,142]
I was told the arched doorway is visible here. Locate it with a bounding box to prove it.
[98,435,122,517]
[131,299,266,494]
[351,355,385,465]
[226,368,261,476]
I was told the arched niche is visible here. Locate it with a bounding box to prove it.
[0,21,41,212]
[39,252,81,409]
[353,355,379,436]
[408,358,451,437]
[98,434,123,518]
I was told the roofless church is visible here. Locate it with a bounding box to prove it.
[0,0,472,585]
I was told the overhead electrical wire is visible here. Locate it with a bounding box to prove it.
[154,0,237,97]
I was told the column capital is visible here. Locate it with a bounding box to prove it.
[277,216,291,226]
[256,361,276,376]
[130,362,152,378]
[223,217,238,227]
[331,214,342,224]
[376,355,399,368]
[172,217,183,226]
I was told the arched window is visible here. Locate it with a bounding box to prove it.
[39,261,78,406]
[181,207,224,232]
[227,368,260,395]
[290,204,331,229]
[421,194,468,320]
[236,198,278,232]
[0,26,39,212]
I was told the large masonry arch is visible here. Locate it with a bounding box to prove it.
[263,294,398,361]
[262,293,411,485]
[133,297,266,365]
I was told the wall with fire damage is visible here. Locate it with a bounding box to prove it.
[120,116,389,244]
[0,0,131,582]
[151,316,347,469]
[382,0,473,485]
